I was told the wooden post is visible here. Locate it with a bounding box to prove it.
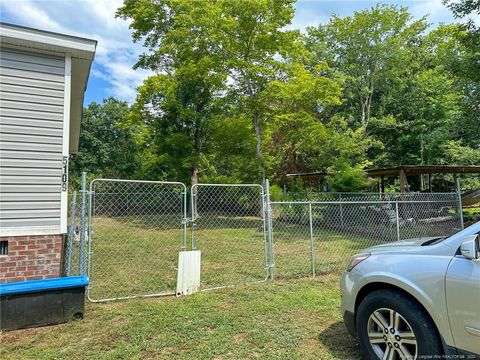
[399,169,409,220]
[399,169,409,193]
[455,175,464,229]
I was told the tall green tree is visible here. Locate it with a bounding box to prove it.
[219,0,300,182]
[117,0,226,184]
[127,61,224,184]
[306,5,427,132]
[439,1,479,152]
[264,63,373,190]
[112,1,478,191]
[69,98,137,188]
[118,0,300,183]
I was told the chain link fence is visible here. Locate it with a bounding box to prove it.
[87,179,187,302]
[66,176,464,301]
[191,184,268,290]
[63,191,89,277]
[269,193,462,279]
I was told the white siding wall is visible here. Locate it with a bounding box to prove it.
[0,48,65,234]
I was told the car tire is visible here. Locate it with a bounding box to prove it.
[356,289,443,360]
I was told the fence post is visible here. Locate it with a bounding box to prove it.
[182,186,187,251]
[66,191,77,276]
[395,201,400,242]
[308,203,316,276]
[265,179,275,279]
[87,181,93,283]
[339,193,345,229]
[79,172,87,275]
[455,175,464,230]
[191,187,197,250]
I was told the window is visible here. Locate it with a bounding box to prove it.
[0,241,8,255]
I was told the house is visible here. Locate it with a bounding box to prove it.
[0,23,97,283]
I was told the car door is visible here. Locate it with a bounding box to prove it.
[445,234,480,355]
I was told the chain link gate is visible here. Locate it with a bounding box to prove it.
[87,179,187,302]
[191,184,269,290]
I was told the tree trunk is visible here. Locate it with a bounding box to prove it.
[360,92,366,128]
[244,74,265,184]
[366,85,373,126]
[191,121,202,186]
[190,164,198,186]
[253,113,265,184]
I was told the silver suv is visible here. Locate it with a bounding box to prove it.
[341,221,480,359]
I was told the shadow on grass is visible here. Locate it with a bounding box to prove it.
[318,321,362,360]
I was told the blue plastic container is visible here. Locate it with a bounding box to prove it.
[0,276,88,330]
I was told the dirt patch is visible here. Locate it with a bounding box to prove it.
[0,325,52,343]
[233,332,246,343]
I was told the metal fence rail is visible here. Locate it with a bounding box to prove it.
[87,179,187,302]
[191,184,268,290]
[278,191,460,202]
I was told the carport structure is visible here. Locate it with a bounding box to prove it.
[365,165,480,193]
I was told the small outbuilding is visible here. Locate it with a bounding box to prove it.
[365,165,480,193]
[0,23,97,283]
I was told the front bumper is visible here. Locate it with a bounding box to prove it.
[343,310,356,338]
[340,270,361,338]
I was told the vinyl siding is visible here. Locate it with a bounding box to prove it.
[0,48,65,230]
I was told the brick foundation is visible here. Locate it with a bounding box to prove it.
[0,234,63,284]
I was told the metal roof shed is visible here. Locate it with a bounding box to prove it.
[366,165,480,193]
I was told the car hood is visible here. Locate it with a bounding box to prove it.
[363,237,443,253]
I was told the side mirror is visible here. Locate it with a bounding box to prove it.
[460,234,480,260]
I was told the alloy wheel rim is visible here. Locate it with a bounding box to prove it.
[367,307,418,360]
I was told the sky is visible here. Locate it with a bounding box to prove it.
[0,0,474,105]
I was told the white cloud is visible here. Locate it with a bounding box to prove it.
[291,2,331,32]
[0,0,470,103]
[409,0,453,24]
[0,0,152,103]
[0,0,62,31]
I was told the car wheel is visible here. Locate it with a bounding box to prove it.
[356,289,443,360]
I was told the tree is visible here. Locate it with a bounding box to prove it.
[114,1,478,191]
[306,5,427,132]
[200,114,259,184]
[443,0,480,28]
[117,0,226,185]
[371,67,462,166]
[126,61,224,184]
[69,98,137,188]
[118,0,300,183]
[422,25,479,151]
[219,0,300,182]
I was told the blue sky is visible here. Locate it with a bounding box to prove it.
[0,0,474,105]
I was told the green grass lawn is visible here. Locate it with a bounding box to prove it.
[4,208,455,359]
[1,214,368,359]
[463,207,480,222]
[83,215,376,301]
[0,275,361,360]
